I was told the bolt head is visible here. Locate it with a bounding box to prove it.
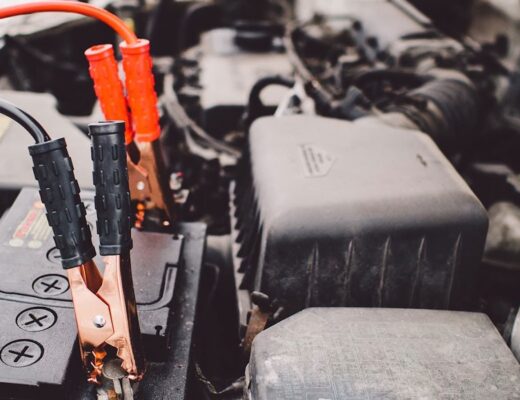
[169,172,183,191]
[93,315,106,328]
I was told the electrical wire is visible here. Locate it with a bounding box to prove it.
[0,98,50,143]
[244,75,295,125]
[0,1,137,44]
[284,26,338,112]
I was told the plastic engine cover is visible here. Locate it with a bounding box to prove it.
[233,116,488,313]
[246,308,520,399]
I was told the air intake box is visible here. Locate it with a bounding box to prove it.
[233,116,488,313]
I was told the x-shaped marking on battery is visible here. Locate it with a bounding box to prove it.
[41,279,61,293]
[24,313,48,327]
[8,346,34,363]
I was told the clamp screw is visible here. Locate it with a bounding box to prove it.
[93,315,106,328]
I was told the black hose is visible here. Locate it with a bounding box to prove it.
[248,75,295,106]
[352,69,432,88]
[284,26,339,114]
[389,79,480,153]
[245,75,295,125]
[0,98,50,143]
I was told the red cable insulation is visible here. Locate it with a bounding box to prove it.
[0,1,137,44]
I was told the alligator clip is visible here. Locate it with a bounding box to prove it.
[28,121,145,384]
[67,253,144,383]
[85,41,176,224]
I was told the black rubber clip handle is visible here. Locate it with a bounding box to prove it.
[29,138,96,269]
[89,121,133,256]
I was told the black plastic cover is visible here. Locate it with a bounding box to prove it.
[28,138,95,268]
[234,116,488,313]
[89,121,133,255]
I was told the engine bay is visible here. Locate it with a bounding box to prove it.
[0,0,518,399]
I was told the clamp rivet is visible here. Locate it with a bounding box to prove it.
[93,315,106,328]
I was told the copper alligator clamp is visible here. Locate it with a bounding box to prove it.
[28,120,145,388]
[86,41,176,225]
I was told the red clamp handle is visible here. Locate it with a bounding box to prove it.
[120,39,160,143]
[85,44,134,145]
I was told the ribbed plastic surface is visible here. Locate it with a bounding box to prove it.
[233,116,488,313]
[120,39,160,142]
[89,121,133,255]
[28,138,96,268]
[85,44,134,145]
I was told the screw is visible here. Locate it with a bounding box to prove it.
[169,172,184,191]
[93,315,106,328]
[136,181,145,191]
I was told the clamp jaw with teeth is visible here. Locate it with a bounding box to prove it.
[28,120,145,384]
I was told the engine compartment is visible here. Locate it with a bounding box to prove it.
[0,0,518,399]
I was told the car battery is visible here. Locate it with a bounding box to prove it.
[0,188,206,400]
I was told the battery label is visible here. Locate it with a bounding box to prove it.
[298,144,335,178]
[8,201,51,249]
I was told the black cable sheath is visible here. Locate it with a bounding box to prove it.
[29,138,96,268]
[89,121,133,255]
[0,98,50,143]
